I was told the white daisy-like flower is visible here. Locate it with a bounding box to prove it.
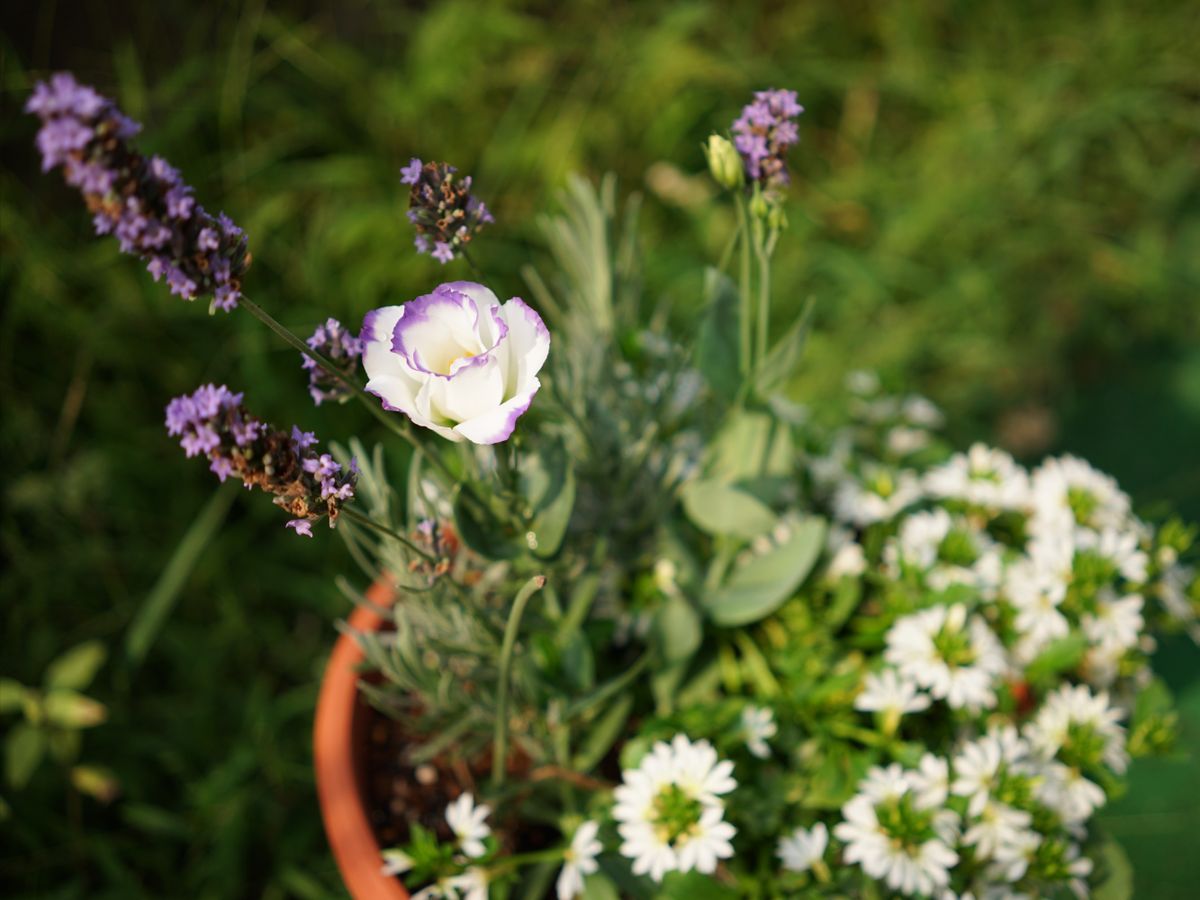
[887,425,932,456]
[777,822,829,873]
[445,867,489,900]
[951,726,1031,817]
[855,668,932,727]
[884,604,1007,713]
[1082,590,1144,656]
[556,820,602,900]
[1024,684,1128,774]
[903,395,944,428]
[962,800,1033,861]
[381,848,414,877]
[741,706,777,759]
[1074,526,1149,583]
[825,525,867,579]
[445,792,492,859]
[834,764,960,897]
[987,826,1041,882]
[1159,562,1200,642]
[884,509,1001,596]
[1030,455,1131,534]
[613,735,736,882]
[923,443,1030,511]
[1035,760,1107,824]
[1005,557,1070,660]
[832,467,922,526]
[909,753,951,809]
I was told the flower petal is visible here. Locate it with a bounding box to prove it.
[453,378,540,445]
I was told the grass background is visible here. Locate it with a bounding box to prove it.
[2,0,1198,896]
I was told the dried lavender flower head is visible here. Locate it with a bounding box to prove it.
[400,158,493,264]
[732,88,804,193]
[165,384,357,535]
[26,72,250,312]
[302,318,363,406]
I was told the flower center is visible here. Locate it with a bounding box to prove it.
[876,795,937,852]
[932,625,977,669]
[1067,487,1099,527]
[651,784,704,844]
[937,528,979,567]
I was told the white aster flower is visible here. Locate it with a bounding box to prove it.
[556,820,602,900]
[903,395,945,428]
[445,867,489,900]
[884,509,1001,596]
[1030,455,1131,535]
[951,726,1032,817]
[1024,684,1128,774]
[884,604,1007,713]
[887,425,932,456]
[741,706,777,759]
[777,822,829,873]
[855,668,932,730]
[962,801,1033,861]
[825,525,867,579]
[1074,525,1149,584]
[1082,590,1144,657]
[1159,562,1200,642]
[832,466,922,527]
[986,826,1041,882]
[445,792,492,859]
[834,764,960,897]
[381,848,414,877]
[613,735,736,882]
[909,753,951,809]
[1035,760,1107,824]
[923,443,1031,511]
[1005,557,1071,660]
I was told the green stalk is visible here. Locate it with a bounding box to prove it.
[734,194,754,378]
[492,575,547,785]
[341,507,436,562]
[755,220,772,372]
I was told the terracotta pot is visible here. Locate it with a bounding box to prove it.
[314,582,409,900]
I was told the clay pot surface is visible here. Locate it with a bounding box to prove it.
[314,583,409,900]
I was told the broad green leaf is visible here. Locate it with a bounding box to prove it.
[1025,633,1088,682]
[1093,835,1134,900]
[45,641,107,691]
[520,440,577,559]
[756,296,815,394]
[681,479,778,539]
[702,518,826,626]
[653,593,702,662]
[70,765,119,803]
[453,492,520,560]
[705,408,794,495]
[659,870,740,899]
[582,872,622,900]
[44,690,108,729]
[0,678,26,715]
[573,694,633,772]
[695,268,742,402]
[5,723,46,788]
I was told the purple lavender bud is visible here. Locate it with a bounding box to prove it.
[26,72,251,312]
[731,88,804,192]
[402,160,491,263]
[400,157,423,185]
[165,384,357,534]
[301,317,362,406]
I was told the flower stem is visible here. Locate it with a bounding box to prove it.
[734,194,754,378]
[754,220,772,372]
[492,575,546,786]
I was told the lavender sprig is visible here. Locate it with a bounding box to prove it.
[302,318,362,406]
[26,72,250,311]
[400,158,493,264]
[731,88,804,193]
[165,384,357,536]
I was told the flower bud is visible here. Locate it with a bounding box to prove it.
[703,134,743,189]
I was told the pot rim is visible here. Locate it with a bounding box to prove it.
[314,583,409,900]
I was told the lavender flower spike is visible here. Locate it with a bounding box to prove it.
[26,72,250,312]
[403,159,493,264]
[165,384,357,535]
[731,88,804,192]
[302,317,363,405]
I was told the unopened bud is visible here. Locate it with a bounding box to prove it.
[703,135,743,189]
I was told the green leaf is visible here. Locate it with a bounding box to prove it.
[680,479,778,539]
[573,694,633,772]
[70,765,119,803]
[5,723,46,789]
[1093,835,1134,900]
[582,872,622,900]
[520,440,577,558]
[695,268,742,402]
[1025,633,1088,682]
[453,492,520,560]
[43,690,107,729]
[0,678,27,715]
[702,517,826,626]
[659,870,740,899]
[653,593,702,662]
[704,408,795,496]
[756,296,815,394]
[45,641,107,691]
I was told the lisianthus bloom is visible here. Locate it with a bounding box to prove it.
[361,282,549,444]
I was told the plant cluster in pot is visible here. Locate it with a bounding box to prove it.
[28,73,1200,899]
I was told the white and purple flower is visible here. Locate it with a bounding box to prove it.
[362,282,549,444]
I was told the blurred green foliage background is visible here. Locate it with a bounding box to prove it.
[2,0,1198,896]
